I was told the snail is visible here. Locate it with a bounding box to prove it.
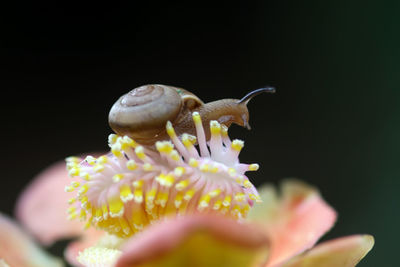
[108,84,275,145]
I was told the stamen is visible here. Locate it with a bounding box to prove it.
[66,113,260,237]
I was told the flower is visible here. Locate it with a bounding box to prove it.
[64,112,260,238]
[5,112,374,266]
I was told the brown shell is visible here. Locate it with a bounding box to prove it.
[108,84,204,145]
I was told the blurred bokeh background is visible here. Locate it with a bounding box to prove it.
[1,1,399,266]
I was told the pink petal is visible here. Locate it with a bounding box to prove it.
[0,212,63,267]
[115,214,270,267]
[282,235,374,267]
[249,180,337,267]
[15,160,85,245]
[64,228,105,267]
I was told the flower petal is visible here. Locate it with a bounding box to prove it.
[248,180,337,266]
[115,214,270,267]
[15,160,86,245]
[282,235,374,267]
[0,212,64,267]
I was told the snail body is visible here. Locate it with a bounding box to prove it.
[108,84,274,145]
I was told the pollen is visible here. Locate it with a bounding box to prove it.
[78,246,122,267]
[66,113,260,238]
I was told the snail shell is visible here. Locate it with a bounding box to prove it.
[109,84,275,145]
[109,84,202,145]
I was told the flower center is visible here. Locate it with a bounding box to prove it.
[65,112,261,238]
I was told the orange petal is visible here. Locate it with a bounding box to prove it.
[115,214,270,267]
[249,180,337,267]
[282,235,374,267]
[0,212,63,267]
[15,160,85,245]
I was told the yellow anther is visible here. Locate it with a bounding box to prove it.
[174,193,184,208]
[64,186,74,192]
[121,136,136,150]
[84,219,92,230]
[126,160,137,170]
[119,217,131,235]
[248,163,259,171]
[223,195,232,207]
[166,121,176,137]
[66,156,81,163]
[102,204,108,220]
[184,189,195,200]
[143,163,153,171]
[232,205,241,216]
[200,164,210,172]
[120,184,133,202]
[80,172,91,181]
[85,156,97,165]
[112,174,124,183]
[231,139,244,151]
[163,174,175,187]
[211,165,219,173]
[67,206,76,214]
[108,196,124,217]
[145,188,157,205]
[134,188,143,203]
[175,179,189,191]
[199,194,211,209]
[182,134,197,147]
[210,120,221,135]
[170,150,180,161]
[249,194,261,202]
[97,155,108,164]
[234,193,246,202]
[242,204,250,215]
[243,179,252,189]
[213,199,223,210]
[71,181,80,188]
[67,212,77,221]
[78,184,89,195]
[174,167,185,177]
[68,167,80,177]
[108,134,118,146]
[235,176,244,185]
[111,143,123,158]
[209,188,221,197]
[192,112,202,124]
[228,168,236,177]
[221,125,228,136]
[80,195,88,207]
[156,192,169,207]
[156,141,174,154]
[135,146,146,160]
[93,164,105,173]
[132,180,143,188]
[68,197,76,205]
[189,158,199,167]
[66,161,78,170]
[182,134,193,147]
[79,209,87,221]
[95,208,103,221]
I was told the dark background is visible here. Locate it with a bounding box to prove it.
[1,1,399,266]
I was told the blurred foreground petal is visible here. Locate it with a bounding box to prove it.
[115,215,270,267]
[282,235,374,267]
[0,213,64,267]
[249,180,337,267]
[15,160,85,245]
